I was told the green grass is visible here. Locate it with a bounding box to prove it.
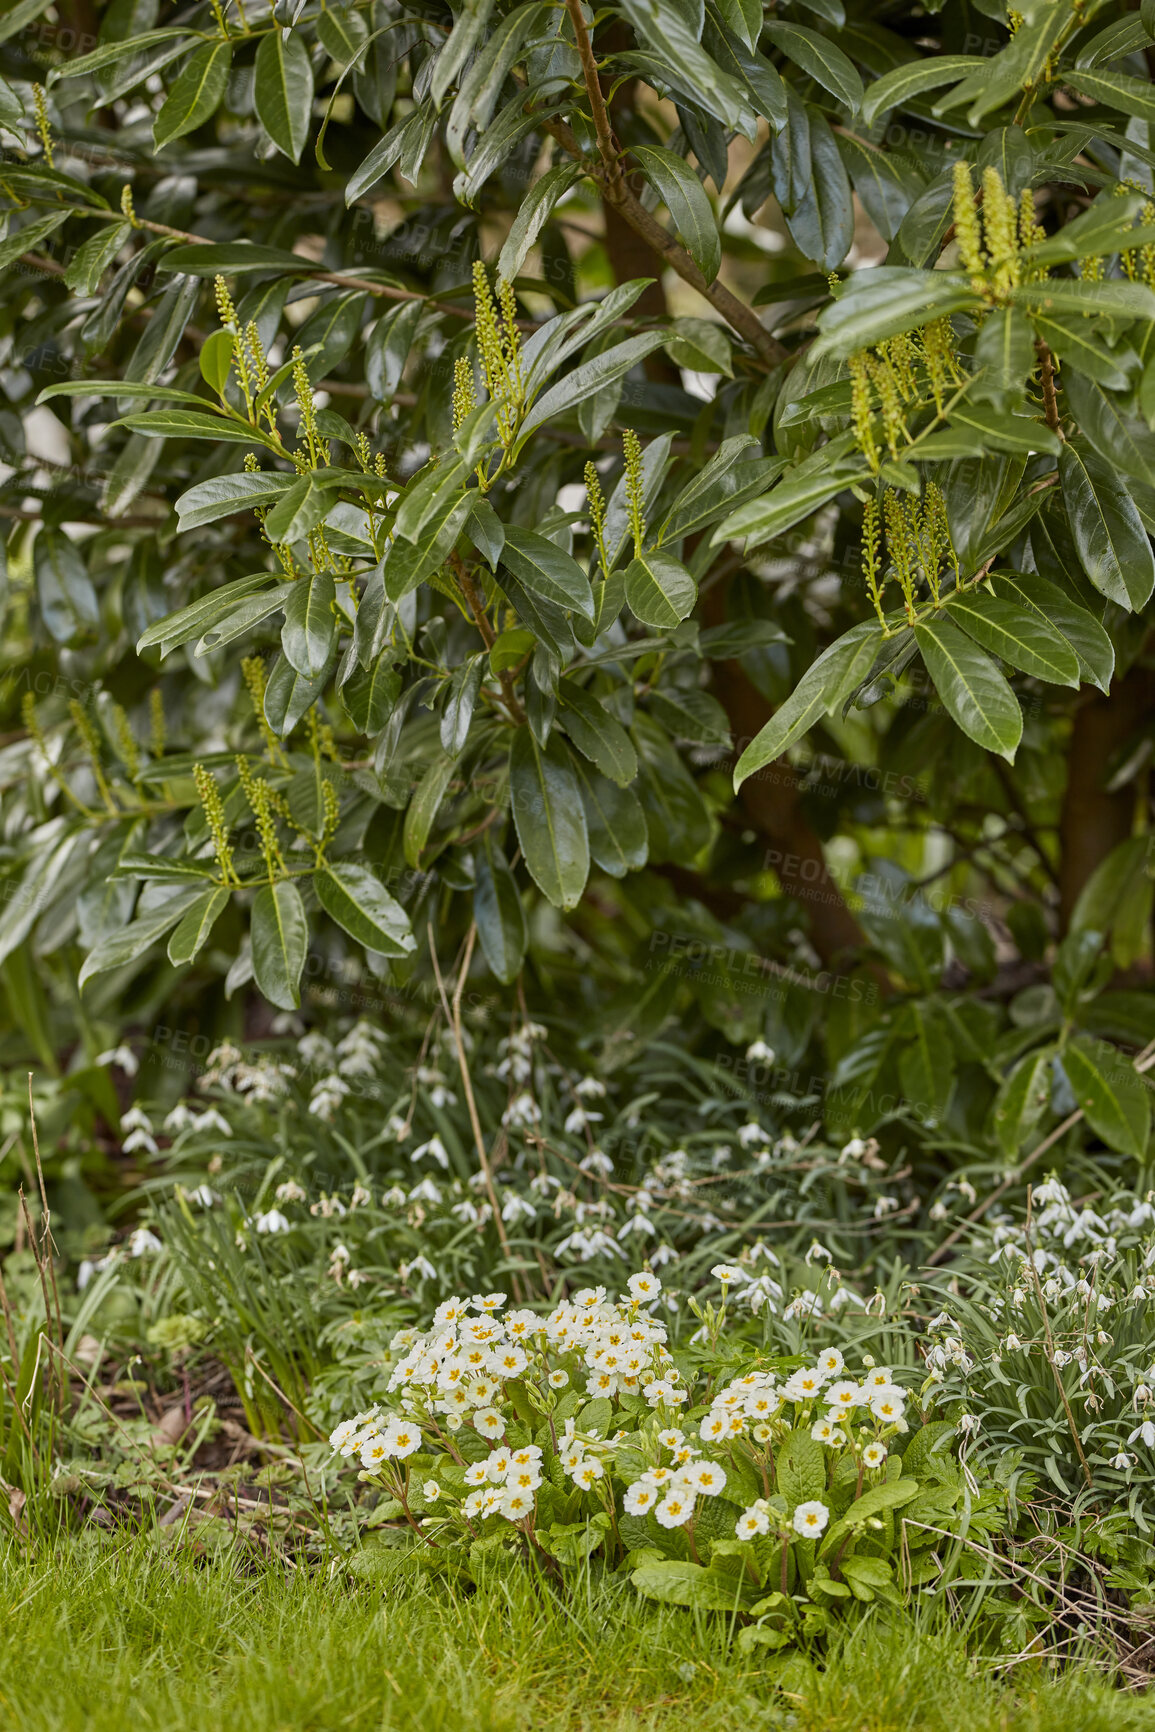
[0,1538,1152,1732]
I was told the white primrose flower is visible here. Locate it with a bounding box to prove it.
[463,1463,489,1486]
[781,1369,824,1403]
[501,1489,535,1521]
[869,1387,906,1424]
[473,1408,505,1439]
[627,1272,662,1302]
[815,1348,845,1379]
[423,1480,440,1502]
[792,1501,830,1538]
[811,1419,837,1444]
[861,1442,888,1469]
[548,1370,569,1389]
[573,1458,604,1490]
[382,1419,422,1458]
[655,1493,695,1528]
[623,1481,659,1516]
[711,1264,744,1286]
[736,1506,771,1539]
[824,1380,863,1413]
[690,1462,726,1496]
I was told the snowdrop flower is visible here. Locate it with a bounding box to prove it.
[783,1292,823,1321]
[127,1228,162,1257]
[1129,1420,1155,1449]
[1004,1333,1022,1352]
[1112,1452,1135,1471]
[409,1177,442,1205]
[162,1103,196,1134]
[274,1180,307,1204]
[411,1136,449,1170]
[193,1108,232,1137]
[737,1122,766,1149]
[501,1194,536,1224]
[745,1040,775,1063]
[792,1501,829,1538]
[184,1184,217,1208]
[350,1185,373,1209]
[97,1045,139,1076]
[400,1254,438,1283]
[805,1240,833,1265]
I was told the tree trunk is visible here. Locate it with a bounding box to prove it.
[1058,666,1153,931]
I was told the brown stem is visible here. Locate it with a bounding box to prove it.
[1035,339,1063,440]
[450,552,527,725]
[548,12,785,369]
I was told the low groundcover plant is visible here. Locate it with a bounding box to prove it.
[331,1269,1000,1653]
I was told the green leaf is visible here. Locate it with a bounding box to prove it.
[113,409,282,450]
[176,471,295,531]
[714,451,871,546]
[1033,313,1133,390]
[342,653,401,734]
[254,27,314,164]
[440,653,486,756]
[403,752,457,867]
[251,881,309,1011]
[157,241,310,278]
[786,108,855,271]
[64,222,131,295]
[624,550,697,630]
[199,329,236,396]
[501,527,594,621]
[914,616,1022,760]
[860,56,983,128]
[1065,67,1155,126]
[509,727,589,910]
[763,21,863,111]
[473,838,528,984]
[898,1002,954,1122]
[1059,441,1155,610]
[1071,836,1155,970]
[167,886,230,966]
[991,1046,1053,1156]
[138,575,287,658]
[264,651,335,736]
[497,162,585,283]
[34,528,99,644]
[812,269,981,362]
[972,307,1036,411]
[734,620,885,787]
[314,863,415,956]
[631,1559,753,1611]
[517,331,668,446]
[1009,278,1155,324]
[989,570,1114,693]
[945,591,1080,686]
[1061,1037,1150,1160]
[281,572,336,679]
[946,404,1059,457]
[154,40,231,149]
[631,145,720,282]
[78,888,204,989]
[776,1428,826,1504]
[557,681,638,786]
[264,473,338,544]
[573,760,648,878]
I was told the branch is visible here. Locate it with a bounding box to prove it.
[553,5,787,369]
